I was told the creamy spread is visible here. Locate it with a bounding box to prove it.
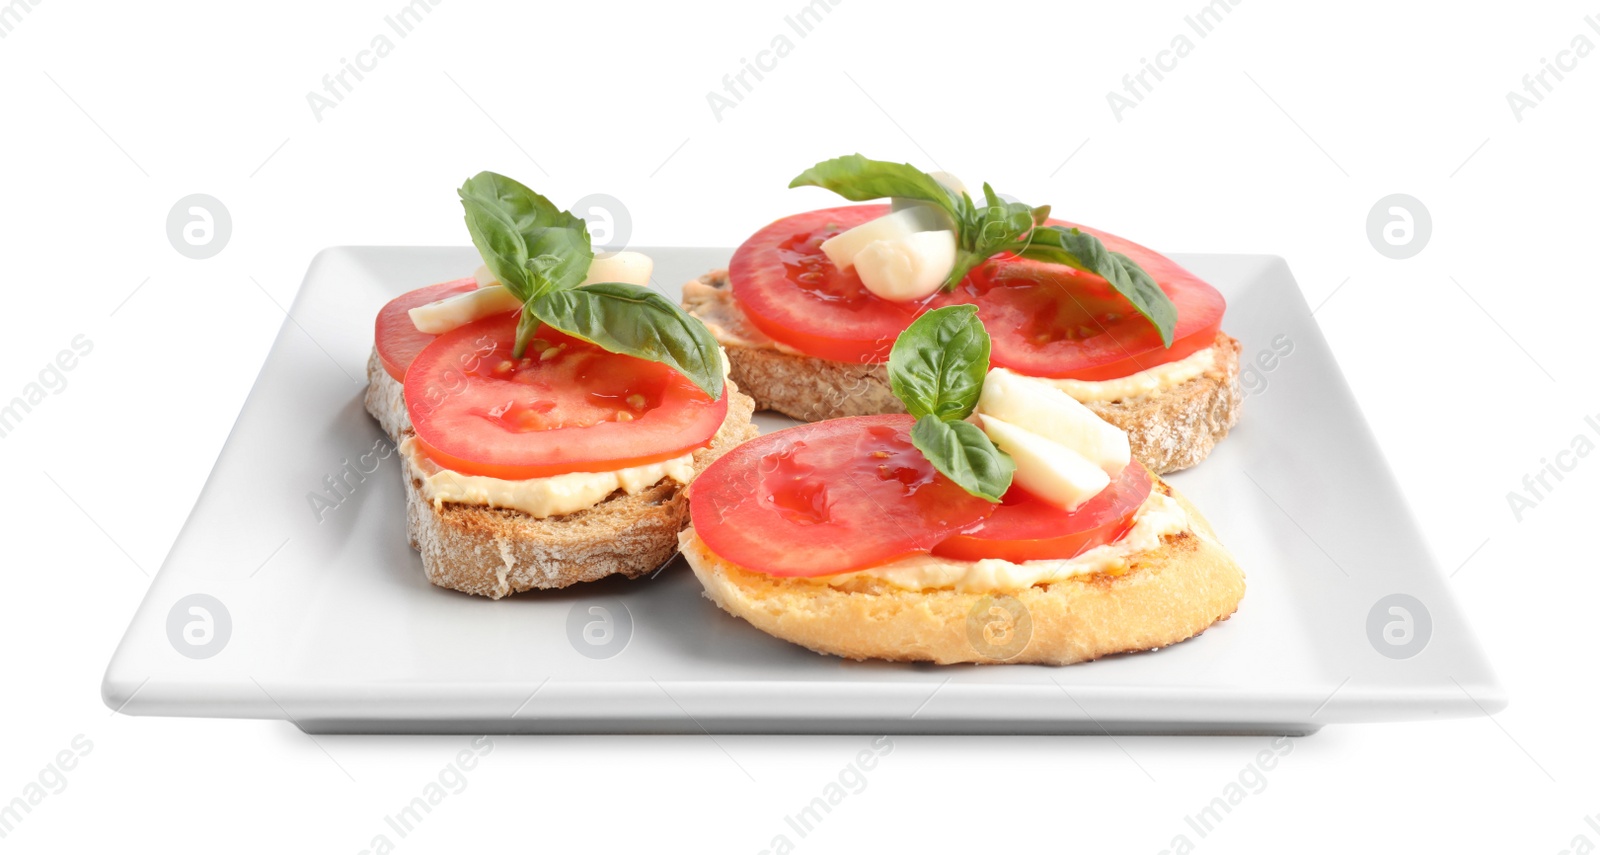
[681,276,806,355]
[400,436,694,519]
[1045,347,1215,402]
[814,490,1195,593]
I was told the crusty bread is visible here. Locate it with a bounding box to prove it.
[363,343,759,598]
[682,482,1245,665]
[363,348,410,440]
[684,270,1243,474]
[1084,333,1242,474]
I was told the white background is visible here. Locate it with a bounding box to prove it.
[2,0,1597,851]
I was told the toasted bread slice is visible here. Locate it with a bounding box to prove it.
[683,270,1243,474]
[364,348,410,440]
[364,345,759,598]
[682,481,1244,665]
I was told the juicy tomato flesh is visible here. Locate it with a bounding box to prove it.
[932,458,1152,563]
[689,415,1150,577]
[729,206,920,363]
[727,206,1225,380]
[404,314,728,480]
[690,416,993,576]
[374,277,479,382]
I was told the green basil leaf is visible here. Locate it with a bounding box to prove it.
[910,415,1014,503]
[888,304,1013,501]
[932,183,1038,289]
[789,154,965,224]
[969,188,1035,255]
[531,282,725,400]
[458,171,593,300]
[460,195,530,295]
[887,305,990,421]
[1013,226,1177,347]
[522,225,591,296]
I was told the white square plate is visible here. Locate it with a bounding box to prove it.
[101,247,1505,735]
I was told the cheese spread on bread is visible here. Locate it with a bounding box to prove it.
[813,489,1195,593]
[1043,347,1215,403]
[400,436,695,519]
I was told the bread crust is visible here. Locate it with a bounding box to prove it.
[1085,333,1243,474]
[682,483,1245,666]
[363,348,410,440]
[685,270,1242,474]
[364,345,759,598]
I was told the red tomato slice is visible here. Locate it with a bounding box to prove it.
[728,207,1225,379]
[728,205,922,363]
[374,277,480,381]
[936,221,1224,381]
[690,415,1154,577]
[690,415,995,576]
[932,458,1153,563]
[405,314,728,480]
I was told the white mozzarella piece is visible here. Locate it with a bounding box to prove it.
[579,250,654,287]
[978,414,1111,511]
[977,368,1131,477]
[820,206,953,272]
[472,264,498,288]
[408,286,524,334]
[853,230,958,302]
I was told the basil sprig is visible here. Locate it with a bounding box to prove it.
[459,171,593,301]
[457,171,724,400]
[789,154,1177,347]
[888,306,1014,502]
